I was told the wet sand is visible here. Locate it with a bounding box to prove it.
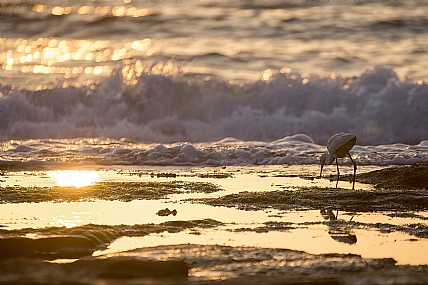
[1,162,428,284]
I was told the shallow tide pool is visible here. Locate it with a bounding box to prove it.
[1,165,427,266]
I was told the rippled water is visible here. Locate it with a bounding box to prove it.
[3,0,428,87]
[2,1,428,147]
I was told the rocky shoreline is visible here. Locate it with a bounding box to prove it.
[1,162,427,284]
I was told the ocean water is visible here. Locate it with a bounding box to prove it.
[1,0,428,165]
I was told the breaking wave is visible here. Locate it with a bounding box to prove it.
[1,65,427,145]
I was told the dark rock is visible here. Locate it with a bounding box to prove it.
[2,257,188,283]
[357,161,428,189]
[157,208,178,216]
[1,236,97,259]
[69,257,188,279]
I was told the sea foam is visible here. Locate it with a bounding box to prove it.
[1,65,427,146]
[2,135,427,166]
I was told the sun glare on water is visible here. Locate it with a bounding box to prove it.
[49,170,100,187]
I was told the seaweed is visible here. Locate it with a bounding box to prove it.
[0,181,223,203]
[357,161,428,189]
[197,187,428,212]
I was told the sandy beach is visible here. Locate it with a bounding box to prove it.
[1,162,427,284]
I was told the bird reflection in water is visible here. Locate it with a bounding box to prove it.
[320,209,357,244]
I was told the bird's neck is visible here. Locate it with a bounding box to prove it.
[325,152,335,165]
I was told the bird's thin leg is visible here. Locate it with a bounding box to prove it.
[335,158,339,188]
[348,153,357,190]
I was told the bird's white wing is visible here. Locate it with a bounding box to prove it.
[327,133,356,154]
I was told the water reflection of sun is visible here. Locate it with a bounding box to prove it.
[49,170,99,188]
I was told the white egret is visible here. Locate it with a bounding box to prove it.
[320,132,357,190]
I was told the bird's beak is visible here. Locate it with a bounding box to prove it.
[320,164,324,178]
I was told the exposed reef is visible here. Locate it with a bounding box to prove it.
[357,161,428,189]
[197,188,428,212]
[3,244,428,285]
[0,181,223,203]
